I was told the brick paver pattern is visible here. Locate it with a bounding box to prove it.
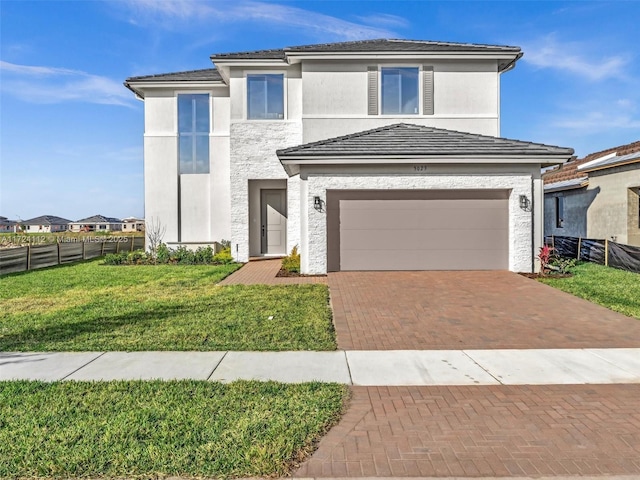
[329,270,640,350]
[295,384,640,478]
[218,259,326,285]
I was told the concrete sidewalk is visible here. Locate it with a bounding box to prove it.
[2,348,640,384]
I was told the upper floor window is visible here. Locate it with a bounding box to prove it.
[381,67,419,115]
[178,93,210,174]
[368,66,433,116]
[247,74,284,120]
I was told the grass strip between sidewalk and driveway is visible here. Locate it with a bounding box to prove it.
[0,260,336,351]
[0,380,348,479]
[539,262,640,320]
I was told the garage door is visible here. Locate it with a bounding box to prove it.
[327,190,509,271]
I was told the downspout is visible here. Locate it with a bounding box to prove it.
[531,176,536,273]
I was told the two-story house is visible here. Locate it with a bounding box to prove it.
[125,39,573,274]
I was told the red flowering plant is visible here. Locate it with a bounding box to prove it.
[538,245,554,276]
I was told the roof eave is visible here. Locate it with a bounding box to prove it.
[544,182,589,193]
[279,154,573,167]
[123,80,227,99]
[578,158,640,173]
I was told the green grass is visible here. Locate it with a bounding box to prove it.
[0,380,348,479]
[0,260,336,351]
[539,262,640,319]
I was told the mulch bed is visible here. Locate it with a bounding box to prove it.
[276,269,326,278]
[519,272,573,279]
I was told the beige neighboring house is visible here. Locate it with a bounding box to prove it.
[21,215,71,233]
[543,141,640,246]
[68,215,123,232]
[125,39,575,273]
[122,217,145,232]
[0,216,18,233]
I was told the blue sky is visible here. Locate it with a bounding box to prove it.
[1,0,639,221]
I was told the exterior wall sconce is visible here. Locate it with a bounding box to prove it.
[314,196,325,212]
[519,194,530,211]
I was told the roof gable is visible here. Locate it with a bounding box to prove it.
[72,215,122,224]
[210,38,521,59]
[278,123,573,158]
[277,124,573,175]
[22,215,72,225]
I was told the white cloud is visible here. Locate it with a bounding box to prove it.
[553,111,640,132]
[0,61,135,107]
[355,13,410,29]
[522,34,630,81]
[122,0,401,40]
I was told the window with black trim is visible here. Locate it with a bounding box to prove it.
[555,196,564,228]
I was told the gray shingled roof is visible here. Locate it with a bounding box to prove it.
[276,124,574,158]
[71,215,122,224]
[22,215,72,225]
[125,68,222,84]
[210,38,521,60]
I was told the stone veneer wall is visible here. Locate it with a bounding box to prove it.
[229,121,302,262]
[303,173,535,274]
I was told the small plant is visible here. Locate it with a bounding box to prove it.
[213,247,234,264]
[550,256,577,275]
[281,245,301,273]
[146,217,167,263]
[538,245,553,275]
[156,243,171,264]
[103,252,128,265]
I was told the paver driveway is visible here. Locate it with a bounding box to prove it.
[329,270,640,350]
[294,270,640,478]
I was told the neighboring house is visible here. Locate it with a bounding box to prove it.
[543,141,640,246]
[125,39,573,273]
[0,216,18,233]
[21,215,71,233]
[122,217,145,232]
[68,215,123,232]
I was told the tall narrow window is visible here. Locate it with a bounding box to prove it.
[555,196,564,228]
[381,67,419,115]
[247,74,284,120]
[178,94,209,174]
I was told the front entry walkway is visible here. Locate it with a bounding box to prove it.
[218,259,326,285]
[329,270,640,350]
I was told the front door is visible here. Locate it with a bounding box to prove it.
[261,189,287,255]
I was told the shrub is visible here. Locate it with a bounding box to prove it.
[127,250,148,265]
[550,255,577,274]
[102,242,235,266]
[156,243,171,264]
[212,247,233,264]
[281,245,301,273]
[103,252,129,265]
[194,246,215,264]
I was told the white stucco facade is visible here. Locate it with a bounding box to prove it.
[127,40,570,273]
[298,165,539,274]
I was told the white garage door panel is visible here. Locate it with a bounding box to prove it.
[339,197,508,270]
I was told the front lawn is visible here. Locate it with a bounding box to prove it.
[0,260,336,351]
[0,380,348,479]
[539,262,640,320]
